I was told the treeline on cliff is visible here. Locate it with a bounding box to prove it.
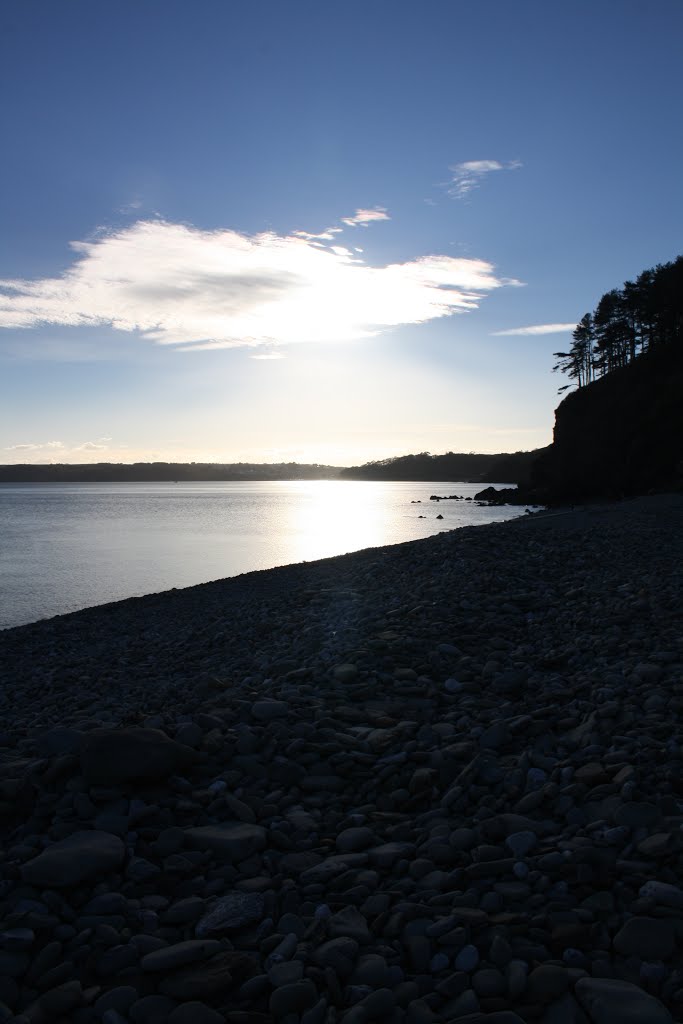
[530,255,683,501]
[553,256,682,391]
[0,462,342,483]
[340,449,545,483]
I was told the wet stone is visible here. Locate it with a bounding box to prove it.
[574,977,673,1023]
[21,830,125,888]
[269,979,317,1016]
[81,727,192,785]
[613,917,675,960]
[184,823,267,861]
[167,1003,225,1024]
[195,892,265,935]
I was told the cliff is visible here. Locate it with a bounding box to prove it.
[528,340,683,502]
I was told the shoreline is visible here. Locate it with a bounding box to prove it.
[0,478,535,634]
[0,494,681,1023]
[0,492,671,642]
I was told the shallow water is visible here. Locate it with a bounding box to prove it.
[0,479,530,629]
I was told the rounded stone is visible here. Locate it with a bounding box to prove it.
[21,831,125,888]
[269,979,317,1016]
[613,917,675,960]
[454,944,480,972]
[335,827,375,853]
[168,1002,226,1024]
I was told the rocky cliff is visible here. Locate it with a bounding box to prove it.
[528,341,683,502]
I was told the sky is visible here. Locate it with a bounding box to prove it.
[1,1,682,467]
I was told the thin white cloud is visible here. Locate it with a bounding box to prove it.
[250,351,284,360]
[341,207,390,227]
[4,440,65,451]
[492,323,577,336]
[0,218,511,351]
[75,441,108,450]
[447,159,521,199]
[293,229,341,241]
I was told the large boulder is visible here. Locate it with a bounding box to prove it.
[80,728,194,786]
[21,830,125,888]
[184,824,266,862]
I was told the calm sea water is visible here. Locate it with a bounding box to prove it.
[0,480,531,630]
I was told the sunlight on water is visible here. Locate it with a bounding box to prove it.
[286,480,388,564]
[0,480,529,629]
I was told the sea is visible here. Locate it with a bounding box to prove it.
[0,480,533,630]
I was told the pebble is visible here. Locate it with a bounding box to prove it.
[195,892,265,935]
[0,496,681,1022]
[574,977,674,1023]
[20,830,125,887]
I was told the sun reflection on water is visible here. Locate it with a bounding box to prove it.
[285,480,389,565]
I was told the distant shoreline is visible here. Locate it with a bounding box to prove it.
[0,450,540,485]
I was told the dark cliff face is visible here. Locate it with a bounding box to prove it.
[528,342,683,502]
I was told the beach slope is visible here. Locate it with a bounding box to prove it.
[0,495,681,1022]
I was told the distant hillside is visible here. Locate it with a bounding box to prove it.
[340,449,544,483]
[0,462,342,483]
[528,339,683,501]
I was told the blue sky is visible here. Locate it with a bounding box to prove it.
[1,0,682,465]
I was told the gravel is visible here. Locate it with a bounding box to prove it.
[0,493,681,1023]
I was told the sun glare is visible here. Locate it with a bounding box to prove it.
[286,480,387,565]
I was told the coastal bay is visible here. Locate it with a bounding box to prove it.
[0,480,531,630]
[0,495,681,1023]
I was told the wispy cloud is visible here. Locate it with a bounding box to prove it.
[250,351,284,360]
[4,439,109,454]
[293,228,343,241]
[492,323,577,336]
[4,440,65,451]
[0,218,511,352]
[447,159,521,199]
[341,207,390,227]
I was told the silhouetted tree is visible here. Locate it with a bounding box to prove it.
[553,256,682,389]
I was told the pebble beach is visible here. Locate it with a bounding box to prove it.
[0,493,681,1024]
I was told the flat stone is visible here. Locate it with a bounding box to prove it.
[368,842,416,866]
[39,727,84,755]
[251,700,289,721]
[168,1003,225,1024]
[636,833,671,857]
[328,907,372,943]
[455,944,479,972]
[479,814,545,841]
[21,830,125,888]
[269,979,317,1016]
[196,892,265,935]
[184,823,266,862]
[164,897,205,925]
[333,664,358,682]
[505,830,537,858]
[639,880,683,909]
[142,939,222,972]
[94,986,139,1016]
[336,827,375,853]
[574,977,673,1023]
[159,951,255,1000]
[527,964,571,1002]
[81,727,193,785]
[130,994,177,1023]
[613,917,675,960]
[613,802,660,828]
[539,991,590,1023]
